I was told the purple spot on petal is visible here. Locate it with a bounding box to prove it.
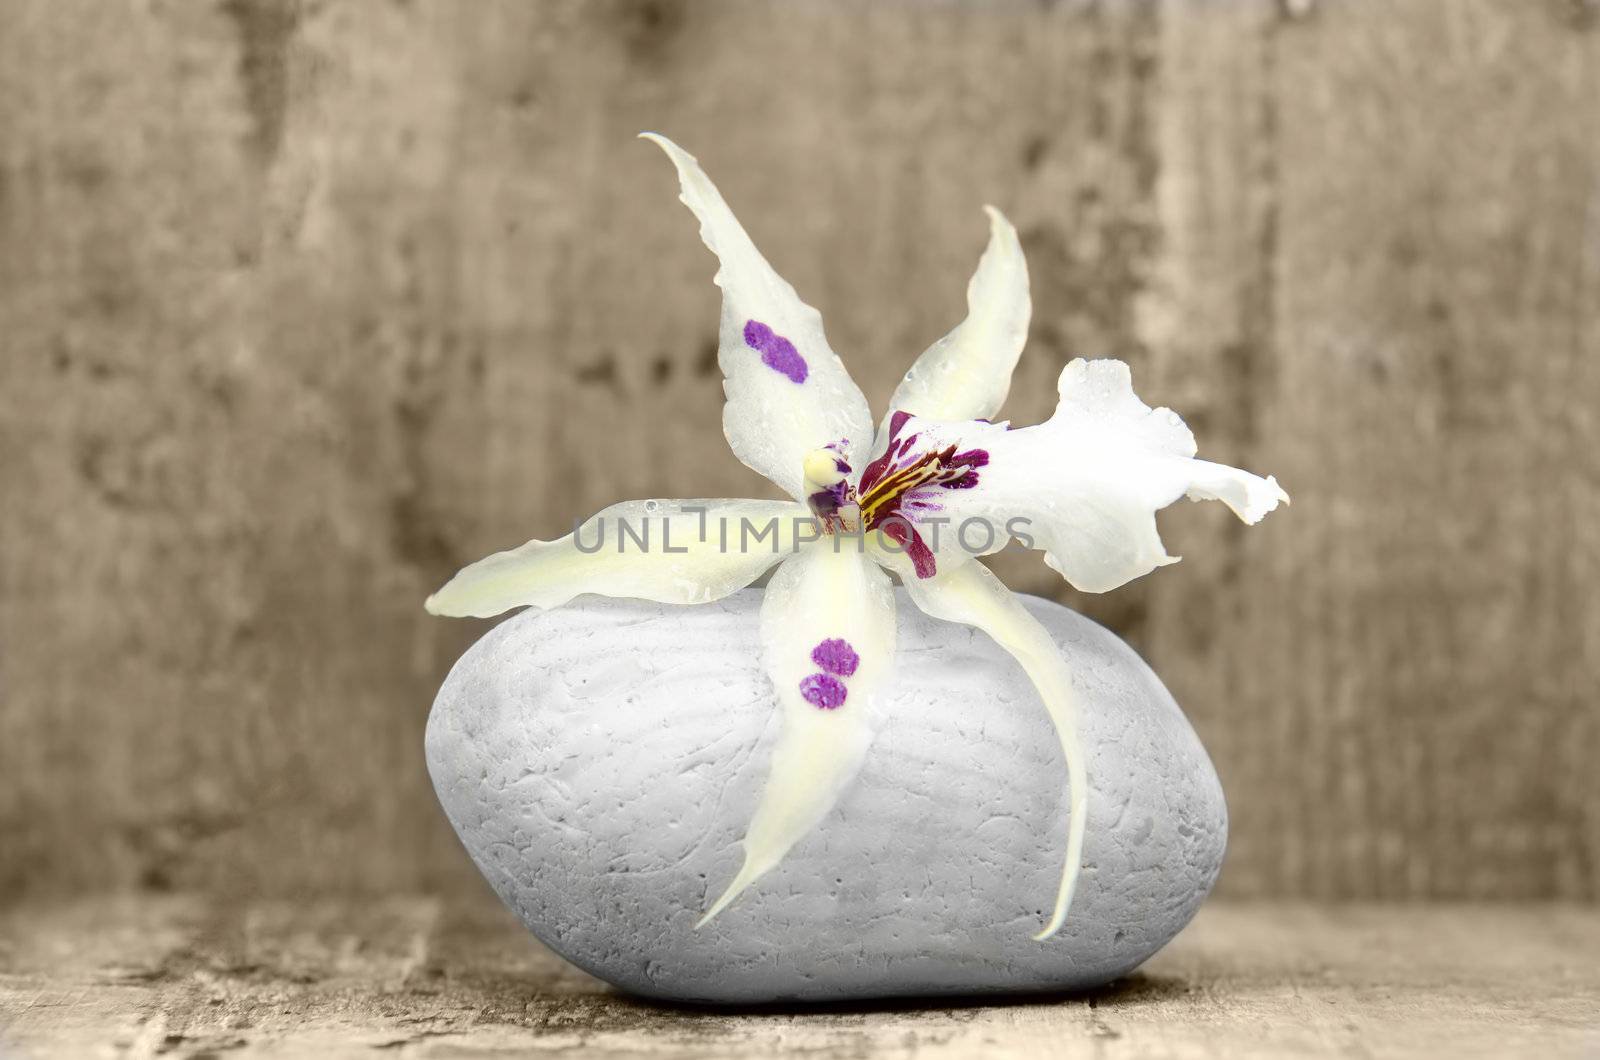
[743,319,808,384]
[800,672,848,709]
[810,638,860,677]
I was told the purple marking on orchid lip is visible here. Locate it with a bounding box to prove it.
[858,415,990,556]
[743,319,808,384]
[862,437,990,508]
[800,672,848,709]
[810,638,860,677]
[938,448,989,490]
[834,458,850,474]
[882,519,938,579]
[954,448,990,468]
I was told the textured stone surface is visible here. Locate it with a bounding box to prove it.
[426,589,1226,1004]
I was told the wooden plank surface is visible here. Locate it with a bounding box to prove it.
[0,895,1596,1058]
[1,0,1597,905]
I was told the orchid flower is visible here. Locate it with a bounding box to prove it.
[426,134,1288,940]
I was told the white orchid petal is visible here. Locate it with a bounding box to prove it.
[425,499,808,618]
[1186,461,1291,524]
[889,206,1031,423]
[894,559,1086,941]
[857,358,1285,591]
[990,358,1286,591]
[642,134,875,500]
[698,543,895,927]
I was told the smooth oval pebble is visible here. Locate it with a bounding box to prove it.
[426,589,1226,1004]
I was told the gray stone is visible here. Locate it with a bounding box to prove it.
[426,590,1226,1004]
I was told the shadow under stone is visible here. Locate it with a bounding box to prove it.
[595,970,1197,1019]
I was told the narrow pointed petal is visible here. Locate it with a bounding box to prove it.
[426,499,809,618]
[642,134,876,500]
[698,543,896,927]
[889,205,1031,423]
[894,558,1086,940]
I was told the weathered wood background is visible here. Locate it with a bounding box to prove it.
[5,898,1598,1057]
[1,0,1595,906]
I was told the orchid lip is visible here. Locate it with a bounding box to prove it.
[799,415,994,572]
[851,411,991,578]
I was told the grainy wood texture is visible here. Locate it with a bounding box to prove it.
[1,896,1596,1058]
[0,0,1597,905]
